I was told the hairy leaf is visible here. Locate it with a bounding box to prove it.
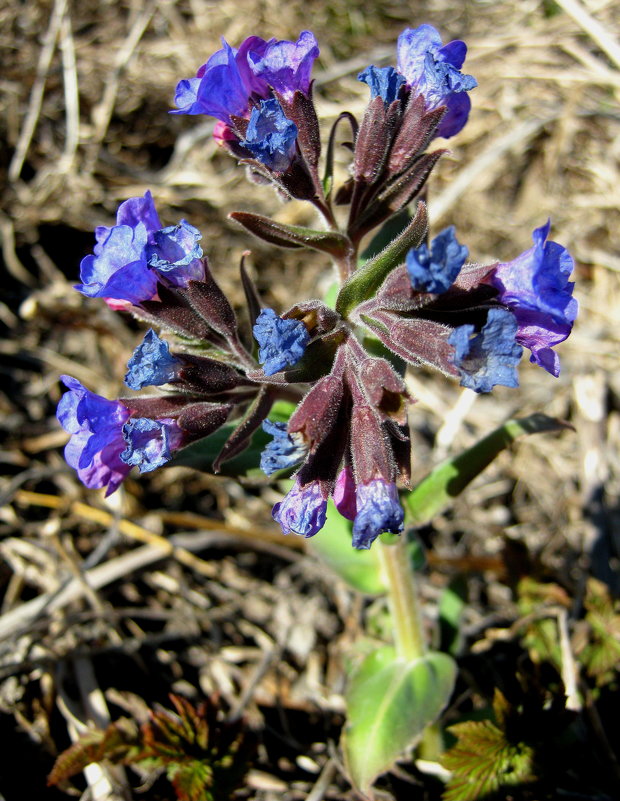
[336,201,428,318]
[343,647,456,792]
[407,414,573,525]
[230,211,351,257]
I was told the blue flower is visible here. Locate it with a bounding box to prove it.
[260,420,307,475]
[396,24,477,138]
[125,329,182,391]
[406,226,468,294]
[172,38,268,123]
[358,65,406,104]
[253,308,310,375]
[56,376,131,495]
[77,193,209,305]
[449,308,523,393]
[352,479,404,550]
[120,418,183,473]
[147,220,205,287]
[240,99,298,172]
[490,221,578,377]
[76,191,161,304]
[272,479,327,537]
[247,31,319,100]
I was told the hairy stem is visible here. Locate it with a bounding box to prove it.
[378,535,426,661]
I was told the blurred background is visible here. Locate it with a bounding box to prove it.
[1,0,619,798]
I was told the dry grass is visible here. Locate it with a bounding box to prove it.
[1,0,619,799]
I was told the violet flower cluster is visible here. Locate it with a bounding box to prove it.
[57,25,577,548]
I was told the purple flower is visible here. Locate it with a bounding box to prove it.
[247,31,320,100]
[358,65,406,105]
[352,479,404,550]
[56,375,131,496]
[77,193,209,304]
[76,191,161,304]
[490,221,578,377]
[147,220,205,287]
[172,38,269,123]
[172,32,319,125]
[253,308,310,375]
[125,329,182,391]
[449,308,523,393]
[406,226,468,294]
[333,466,357,521]
[396,24,477,138]
[240,98,298,172]
[120,418,183,473]
[260,420,307,475]
[272,479,327,537]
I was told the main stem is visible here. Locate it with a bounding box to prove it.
[378,536,426,661]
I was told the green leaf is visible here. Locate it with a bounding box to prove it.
[308,500,385,595]
[359,208,412,265]
[335,201,427,318]
[230,211,351,257]
[406,413,572,525]
[171,400,296,477]
[442,690,536,801]
[580,578,620,683]
[439,577,467,656]
[343,647,456,792]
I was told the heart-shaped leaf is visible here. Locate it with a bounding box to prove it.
[343,647,457,793]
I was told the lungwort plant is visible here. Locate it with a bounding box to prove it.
[56,24,577,797]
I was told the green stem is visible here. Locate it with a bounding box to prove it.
[377,536,426,661]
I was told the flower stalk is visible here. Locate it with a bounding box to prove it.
[377,535,426,661]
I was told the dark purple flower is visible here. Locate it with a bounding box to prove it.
[125,329,183,391]
[260,420,307,475]
[406,225,468,294]
[396,24,477,138]
[147,220,205,287]
[352,479,404,550]
[240,98,298,172]
[358,65,406,105]
[120,418,184,473]
[449,307,523,393]
[248,31,319,100]
[333,466,357,521]
[272,479,328,537]
[76,191,161,304]
[490,221,578,377]
[253,308,310,375]
[56,375,131,496]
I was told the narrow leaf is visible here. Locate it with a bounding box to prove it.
[407,414,573,525]
[336,202,428,318]
[230,211,350,257]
